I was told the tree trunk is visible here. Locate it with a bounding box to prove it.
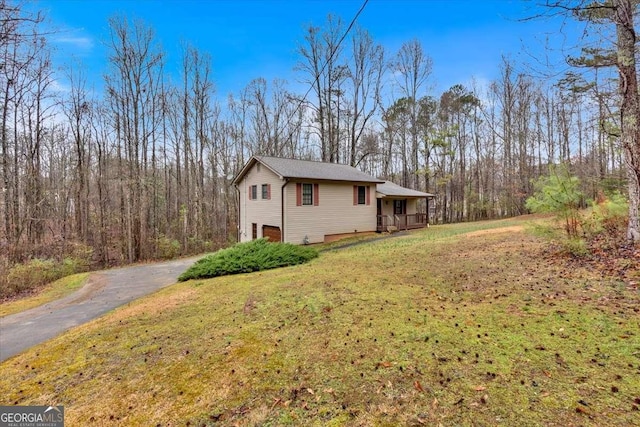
[613,0,640,243]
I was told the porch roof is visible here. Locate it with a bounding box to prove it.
[376,181,434,198]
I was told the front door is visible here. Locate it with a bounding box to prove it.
[393,199,406,215]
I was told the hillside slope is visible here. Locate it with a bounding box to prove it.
[1,218,638,426]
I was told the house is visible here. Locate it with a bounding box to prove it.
[232,156,434,244]
[376,180,434,232]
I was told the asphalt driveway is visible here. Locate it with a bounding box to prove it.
[0,256,201,362]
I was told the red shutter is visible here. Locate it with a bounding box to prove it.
[313,183,319,206]
[353,186,358,205]
[248,185,252,200]
[366,185,371,205]
[296,183,302,206]
[267,184,271,200]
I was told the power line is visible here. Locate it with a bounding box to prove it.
[274,0,369,157]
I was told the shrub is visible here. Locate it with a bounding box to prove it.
[528,185,629,259]
[530,222,589,257]
[1,256,92,299]
[563,237,589,257]
[583,192,628,237]
[156,235,181,259]
[187,237,215,254]
[67,243,94,267]
[178,238,318,281]
[526,166,584,238]
[4,259,59,297]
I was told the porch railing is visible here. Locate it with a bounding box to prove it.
[376,213,428,232]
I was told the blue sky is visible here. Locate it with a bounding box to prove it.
[31,0,581,97]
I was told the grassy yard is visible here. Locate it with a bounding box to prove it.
[0,273,89,318]
[1,217,638,426]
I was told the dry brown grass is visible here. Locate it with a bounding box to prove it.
[464,224,524,237]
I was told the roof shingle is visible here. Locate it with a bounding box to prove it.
[247,156,384,183]
[376,181,434,198]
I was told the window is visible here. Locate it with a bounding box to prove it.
[250,185,257,200]
[353,185,370,205]
[302,183,313,205]
[394,199,406,215]
[357,186,366,204]
[296,183,318,206]
[261,184,270,200]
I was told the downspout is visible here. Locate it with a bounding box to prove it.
[281,179,289,242]
[234,183,241,242]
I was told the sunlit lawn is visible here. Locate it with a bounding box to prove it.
[1,217,638,426]
[0,273,89,318]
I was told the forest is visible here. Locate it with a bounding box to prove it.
[1,0,638,282]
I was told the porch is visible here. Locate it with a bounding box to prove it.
[376,213,428,232]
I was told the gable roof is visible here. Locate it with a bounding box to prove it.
[233,156,384,184]
[376,181,434,198]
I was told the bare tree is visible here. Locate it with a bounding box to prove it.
[179,43,216,250]
[64,66,92,244]
[0,0,50,259]
[20,46,55,245]
[296,15,346,162]
[105,16,164,262]
[345,27,384,167]
[391,39,432,188]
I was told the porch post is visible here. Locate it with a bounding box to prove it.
[426,197,430,227]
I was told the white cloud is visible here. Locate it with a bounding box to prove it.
[53,36,94,51]
[50,79,71,94]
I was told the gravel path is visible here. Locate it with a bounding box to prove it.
[0,256,201,362]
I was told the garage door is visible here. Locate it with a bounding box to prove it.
[262,225,281,242]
